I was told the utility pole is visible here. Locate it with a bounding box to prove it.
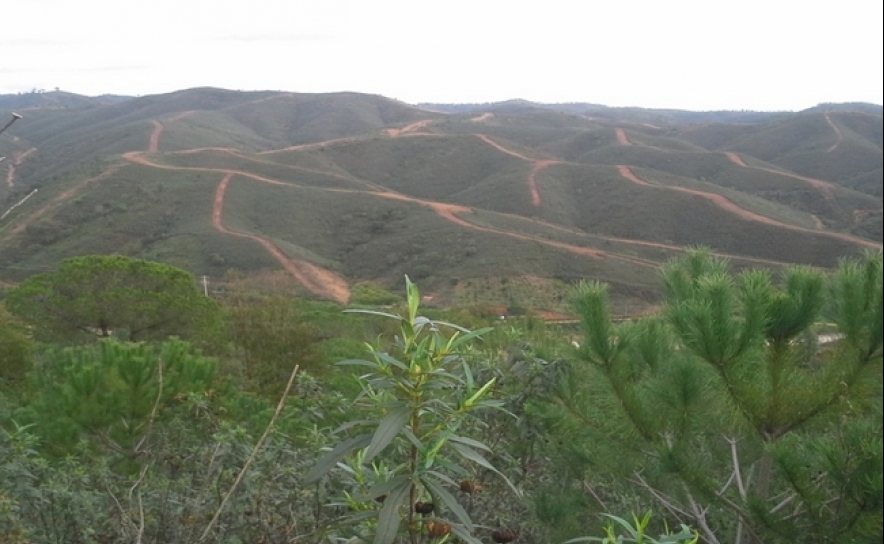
[1,112,23,164]
[0,112,22,136]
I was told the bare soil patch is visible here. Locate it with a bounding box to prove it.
[724,152,748,167]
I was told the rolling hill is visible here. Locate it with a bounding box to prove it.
[1,89,881,314]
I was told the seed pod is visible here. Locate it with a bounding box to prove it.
[426,521,452,537]
[459,480,481,494]
[414,501,435,514]
[491,528,518,543]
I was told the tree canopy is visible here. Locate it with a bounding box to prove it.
[6,255,217,342]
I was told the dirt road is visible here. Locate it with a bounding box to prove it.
[1,166,121,242]
[127,147,654,271]
[127,121,354,303]
[148,121,163,152]
[725,149,837,194]
[724,152,748,167]
[383,120,435,137]
[475,134,559,206]
[117,117,880,302]
[212,173,350,303]
[5,147,36,188]
[470,113,494,122]
[616,165,881,249]
[824,113,843,153]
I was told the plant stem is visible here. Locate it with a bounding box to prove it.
[198,364,300,543]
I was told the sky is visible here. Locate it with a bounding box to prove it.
[3,0,882,111]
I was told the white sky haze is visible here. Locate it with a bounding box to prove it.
[3,0,882,111]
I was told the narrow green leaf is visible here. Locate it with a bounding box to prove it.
[336,358,382,369]
[344,308,403,321]
[399,426,424,450]
[462,361,474,392]
[432,320,478,334]
[425,469,459,487]
[445,326,493,349]
[372,351,409,371]
[447,435,492,451]
[421,475,473,531]
[450,523,484,544]
[359,474,411,502]
[406,275,419,324]
[303,433,372,483]
[374,477,412,544]
[463,377,496,408]
[363,406,410,464]
[449,443,521,497]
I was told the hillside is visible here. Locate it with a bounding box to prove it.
[1,89,881,314]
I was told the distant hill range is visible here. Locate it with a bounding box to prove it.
[1,88,881,313]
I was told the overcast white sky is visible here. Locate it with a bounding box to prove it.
[3,0,882,111]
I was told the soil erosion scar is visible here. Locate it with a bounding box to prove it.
[212,173,350,304]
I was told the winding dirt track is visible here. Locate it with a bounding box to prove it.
[475,134,558,206]
[5,147,36,188]
[212,173,350,303]
[148,120,163,152]
[724,149,837,194]
[126,147,656,270]
[138,120,352,303]
[824,113,844,153]
[130,117,880,302]
[7,112,877,304]
[616,165,880,249]
[1,166,122,243]
[383,119,435,137]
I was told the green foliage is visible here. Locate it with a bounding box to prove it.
[0,303,32,388]
[564,511,698,544]
[20,338,216,457]
[6,254,219,343]
[305,276,514,543]
[1,244,881,543]
[542,249,883,544]
[350,283,404,306]
[223,294,322,395]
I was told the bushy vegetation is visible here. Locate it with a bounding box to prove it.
[0,251,880,543]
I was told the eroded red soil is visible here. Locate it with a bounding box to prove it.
[475,134,559,206]
[470,113,494,122]
[212,173,350,304]
[383,120,435,137]
[148,121,163,152]
[616,165,880,249]
[724,152,748,167]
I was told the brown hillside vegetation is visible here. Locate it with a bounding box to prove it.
[1,88,880,312]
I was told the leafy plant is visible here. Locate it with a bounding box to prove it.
[305,276,517,544]
[563,511,698,544]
